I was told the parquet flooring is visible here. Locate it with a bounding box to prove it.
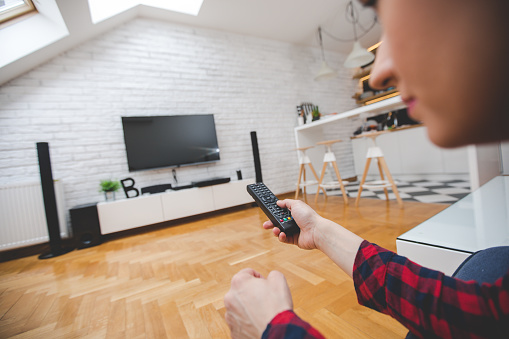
[0,195,447,338]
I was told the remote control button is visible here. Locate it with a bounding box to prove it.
[248,183,299,236]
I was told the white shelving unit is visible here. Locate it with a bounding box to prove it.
[97,179,255,234]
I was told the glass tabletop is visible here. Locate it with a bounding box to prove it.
[398,176,509,253]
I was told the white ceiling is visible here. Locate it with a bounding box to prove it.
[0,0,381,85]
[140,0,381,53]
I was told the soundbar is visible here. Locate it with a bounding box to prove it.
[191,177,230,188]
[139,178,232,194]
[141,184,172,194]
[171,184,194,191]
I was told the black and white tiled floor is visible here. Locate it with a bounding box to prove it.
[327,179,471,204]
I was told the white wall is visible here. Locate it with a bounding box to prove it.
[0,18,358,216]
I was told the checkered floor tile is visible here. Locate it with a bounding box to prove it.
[327,179,470,204]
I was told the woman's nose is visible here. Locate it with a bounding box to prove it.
[369,41,398,90]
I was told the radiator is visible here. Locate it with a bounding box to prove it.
[0,180,68,251]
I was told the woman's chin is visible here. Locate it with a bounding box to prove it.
[426,127,473,149]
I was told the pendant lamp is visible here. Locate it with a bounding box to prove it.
[315,26,337,80]
[343,1,375,68]
[344,41,375,68]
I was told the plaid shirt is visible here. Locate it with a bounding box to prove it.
[353,240,509,338]
[263,241,509,339]
[262,310,325,339]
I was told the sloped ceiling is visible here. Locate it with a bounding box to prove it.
[138,0,381,52]
[0,0,381,85]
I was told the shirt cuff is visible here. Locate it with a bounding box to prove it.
[262,310,325,339]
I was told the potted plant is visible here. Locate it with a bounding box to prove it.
[312,106,321,121]
[99,180,121,201]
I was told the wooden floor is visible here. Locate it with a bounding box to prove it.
[0,195,447,338]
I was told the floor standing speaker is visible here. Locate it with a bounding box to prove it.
[36,142,74,259]
[70,203,102,249]
[250,131,263,183]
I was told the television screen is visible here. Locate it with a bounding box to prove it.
[121,115,220,172]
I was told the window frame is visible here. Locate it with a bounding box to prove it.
[0,0,36,25]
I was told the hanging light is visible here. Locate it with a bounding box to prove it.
[315,26,337,81]
[343,1,375,68]
[344,41,375,68]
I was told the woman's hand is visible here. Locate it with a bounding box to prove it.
[263,199,322,250]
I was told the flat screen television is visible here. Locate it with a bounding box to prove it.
[121,115,220,172]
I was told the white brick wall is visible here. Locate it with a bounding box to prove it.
[0,18,359,219]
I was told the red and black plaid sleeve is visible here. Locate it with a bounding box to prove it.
[262,310,325,339]
[353,240,509,338]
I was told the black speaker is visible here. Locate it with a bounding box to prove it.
[70,203,102,249]
[250,131,263,183]
[36,142,74,259]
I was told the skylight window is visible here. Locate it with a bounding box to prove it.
[88,0,204,24]
[0,0,36,24]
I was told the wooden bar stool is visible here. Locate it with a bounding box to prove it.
[295,146,325,201]
[314,139,349,204]
[355,132,403,207]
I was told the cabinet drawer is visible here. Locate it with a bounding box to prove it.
[97,195,164,234]
[161,187,214,220]
[212,179,255,210]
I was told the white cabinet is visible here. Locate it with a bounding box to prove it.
[212,181,253,210]
[97,194,164,234]
[97,179,255,234]
[161,187,215,220]
[398,127,444,174]
[352,126,469,177]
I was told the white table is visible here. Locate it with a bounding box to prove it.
[397,176,509,275]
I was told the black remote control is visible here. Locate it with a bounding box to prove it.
[247,183,300,236]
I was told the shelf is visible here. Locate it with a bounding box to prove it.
[354,89,400,106]
[352,68,371,79]
[350,124,424,140]
[295,95,405,132]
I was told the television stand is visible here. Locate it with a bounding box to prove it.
[97,179,255,234]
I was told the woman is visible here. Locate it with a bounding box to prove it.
[224,0,509,338]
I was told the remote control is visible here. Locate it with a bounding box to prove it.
[247,183,300,236]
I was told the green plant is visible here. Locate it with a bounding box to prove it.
[312,106,321,121]
[99,180,121,193]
